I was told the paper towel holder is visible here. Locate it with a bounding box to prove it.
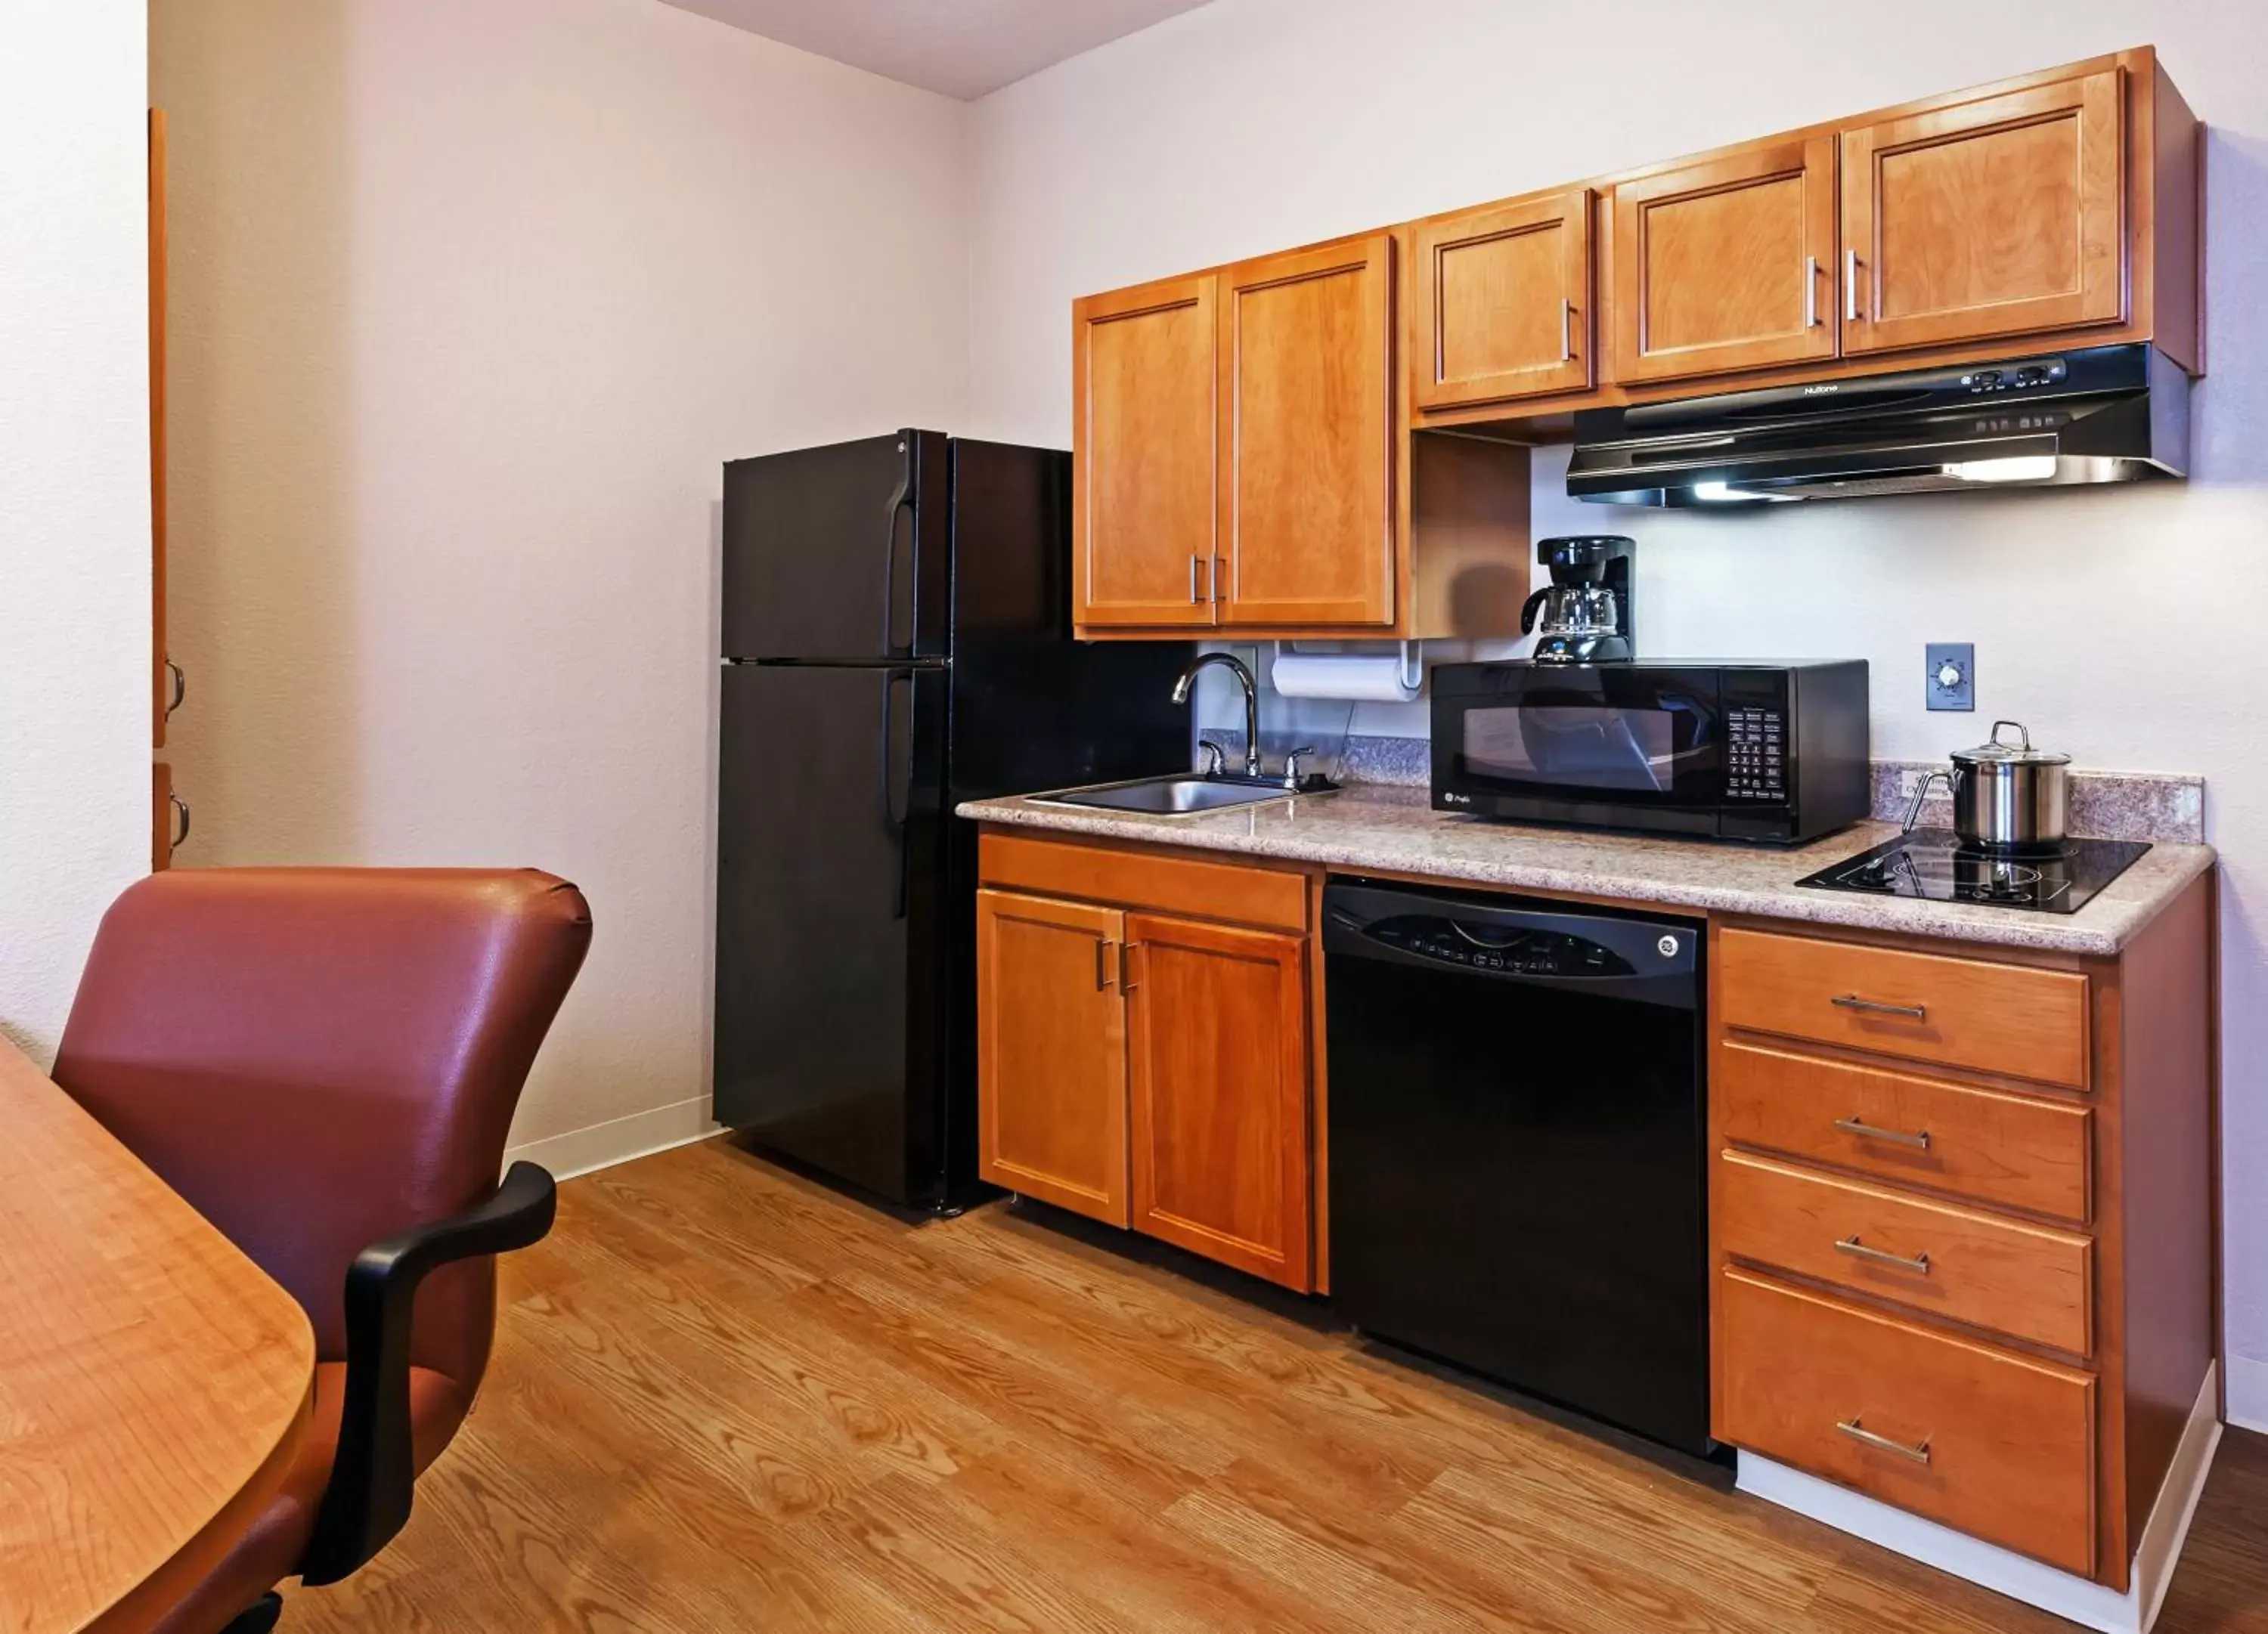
[1270,640,1427,696]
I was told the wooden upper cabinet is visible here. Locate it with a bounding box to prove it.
[1612,137,1839,384]
[1217,236,1395,628]
[1125,911,1312,1290]
[975,890,1131,1226]
[1413,189,1594,408]
[1842,67,2125,356]
[1074,274,1219,629]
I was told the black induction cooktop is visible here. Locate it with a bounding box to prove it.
[1796,828,2151,914]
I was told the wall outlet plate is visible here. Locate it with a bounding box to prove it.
[1926,642,1975,711]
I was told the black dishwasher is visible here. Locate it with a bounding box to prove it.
[1324,879,1713,1459]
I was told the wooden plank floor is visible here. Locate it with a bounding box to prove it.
[285,1137,2268,1632]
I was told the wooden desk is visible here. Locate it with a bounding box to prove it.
[0,1034,316,1634]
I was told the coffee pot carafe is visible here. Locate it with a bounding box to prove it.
[1520,536,1635,664]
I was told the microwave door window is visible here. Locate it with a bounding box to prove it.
[1520,708,1675,792]
[1462,703,1709,798]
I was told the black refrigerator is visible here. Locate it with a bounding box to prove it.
[715,431,1191,1208]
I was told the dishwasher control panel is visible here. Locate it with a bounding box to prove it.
[1359,914,1639,977]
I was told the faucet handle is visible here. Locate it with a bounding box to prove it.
[1281,746,1316,788]
[1198,740,1228,777]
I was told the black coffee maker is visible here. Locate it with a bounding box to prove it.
[1519,536,1635,664]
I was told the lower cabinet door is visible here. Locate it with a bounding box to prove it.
[1124,911,1312,1289]
[975,890,1130,1225]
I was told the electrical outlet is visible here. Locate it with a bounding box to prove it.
[1926,642,1975,712]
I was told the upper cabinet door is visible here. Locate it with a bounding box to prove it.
[1612,138,1839,384]
[1414,188,1594,409]
[1218,236,1395,628]
[1842,67,2124,356]
[1074,274,1221,628]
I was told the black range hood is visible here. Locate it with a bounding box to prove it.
[1566,343,2189,507]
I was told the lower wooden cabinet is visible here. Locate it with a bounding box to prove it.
[1710,888,2215,1592]
[975,833,1319,1291]
[1126,911,1311,1286]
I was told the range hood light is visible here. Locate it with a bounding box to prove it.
[1692,479,1798,503]
[1940,455,2062,484]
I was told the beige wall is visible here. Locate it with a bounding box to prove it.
[0,2,151,1060]
[961,0,2268,1411]
[153,0,970,1169]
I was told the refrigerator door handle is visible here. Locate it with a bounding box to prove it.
[880,472,915,658]
[878,670,913,918]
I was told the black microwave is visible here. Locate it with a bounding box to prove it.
[1430,661,1870,844]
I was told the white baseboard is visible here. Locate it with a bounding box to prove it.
[1737,1361,2221,1634]
[2225,1354,2268,1433]
[504,1094,722,1181]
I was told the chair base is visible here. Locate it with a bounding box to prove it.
[221,1592,284,1633]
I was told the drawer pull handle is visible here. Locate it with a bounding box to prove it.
[1836,1418,1930,1465]
[1834,1116,1932,1150]
[1835,1235,1930,1275]
[1833,993,1927,1022]
[1095,939,1116,991]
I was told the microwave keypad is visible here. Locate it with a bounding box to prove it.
[1727,709,1785,800]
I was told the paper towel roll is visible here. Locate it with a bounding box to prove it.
[1270,651,1421,703]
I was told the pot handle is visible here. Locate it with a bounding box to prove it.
[1989,720,2034,751]
[1903,769,1954,834]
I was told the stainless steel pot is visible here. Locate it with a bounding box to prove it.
[1904,720,2071,851]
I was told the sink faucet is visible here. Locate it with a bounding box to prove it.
[1171,652,1261,778]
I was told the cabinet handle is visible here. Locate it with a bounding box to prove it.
[169,790,192,850]
[1833,1115,1931,1150]
[1095,939,1115,992]
[1560,298,1576,362]
[1120,941,1139,992]
[1803,256,1820,328]
[1836,1418,1931,1465]
[1833,993,1926,1022]
[1212,554,1225,605]
[1845,249,1861,322]
[1834,1235,1930,1275]
[1188,555,1203,604]
[165,657,187,717]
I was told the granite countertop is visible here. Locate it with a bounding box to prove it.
[959,783,2215,957]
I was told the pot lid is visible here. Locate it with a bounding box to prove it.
[1952,720,2071,766]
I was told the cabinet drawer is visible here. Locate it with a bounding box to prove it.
[979,831,1307,933]
[1718,1267,2096,1576]
[1719,1041,2090,1221]
[1718,927,2089,1089]
[1718,1150,2092,1354]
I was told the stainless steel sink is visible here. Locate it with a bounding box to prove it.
[1033,774,1302,816]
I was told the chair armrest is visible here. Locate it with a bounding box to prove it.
[297,1161,556,1585]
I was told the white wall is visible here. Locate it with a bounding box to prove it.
[965,0,2268,1397]
[153,0,970,1166]
[0,3,154,1061]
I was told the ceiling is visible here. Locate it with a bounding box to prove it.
[658,0,1216,101]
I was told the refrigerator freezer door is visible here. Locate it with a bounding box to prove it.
[720,432,950,661]
[714,662,948,1203]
